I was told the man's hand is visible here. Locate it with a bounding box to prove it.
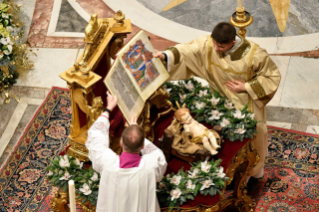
[154,49,165,61]
[130,116,137,125]
[106,91,118,111]
[226,80,246,93]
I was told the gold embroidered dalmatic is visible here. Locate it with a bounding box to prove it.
[165,35,281,176]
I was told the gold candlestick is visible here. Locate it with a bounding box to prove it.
[230,7,253,38]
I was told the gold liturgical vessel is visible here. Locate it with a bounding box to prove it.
[230,6,253,38]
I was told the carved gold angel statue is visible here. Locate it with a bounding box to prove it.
[167,104,221,156]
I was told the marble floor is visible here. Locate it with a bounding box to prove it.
[0,0,319,174]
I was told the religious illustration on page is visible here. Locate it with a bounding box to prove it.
[104,30,169,124]
[122,39,160,91]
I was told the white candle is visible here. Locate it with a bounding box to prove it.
[237,0,243,9]
[68,180,76,212]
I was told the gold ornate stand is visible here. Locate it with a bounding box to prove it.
[59,11,131,162]
[230,7,253,38]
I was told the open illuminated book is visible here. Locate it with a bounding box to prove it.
[104,30,169,124]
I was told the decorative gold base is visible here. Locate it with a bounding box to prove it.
[230,7,253,38]
[50,191,70,212]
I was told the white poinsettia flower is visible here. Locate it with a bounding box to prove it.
[6,37,13,45]
[170,175,182,186]
[170,188,182,201]
[186,180,196,190]
[0,38,7,45]
[248,113,255,119]
[90,172,99,181]
[7,45,12,52]
[166,174,171,179]
[188,168,199,178]
[59,171,71,180]
[59,155,70,168]
[235,126,246,134]
[220,118,230,127]
[200,179,214,190]
[210,96,220,106]
[2,13,9,19]
[6,26,13,32]
[75,158,84,169]
[198,90,207,97]
[208,110,224,120]
[47,170,53,176]
[184,81,194,90]
[217,167,226,178]
[79,183,92,195]
[224,100,234,109]
[3,50,11,55]
[233,109,245,119]
[201,160,212,173]
[179,94,187,103]
[195,102,206,110]
[165,88,172,95]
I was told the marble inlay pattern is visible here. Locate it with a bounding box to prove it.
[27,0,176,49]
[27,0,85,48]
[137,0,319,37]
[56,0,87,32]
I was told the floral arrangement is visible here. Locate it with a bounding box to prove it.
[74,167,100,206]
[157,159,228,209]
[0,0,36,96]
[46,154,101,206]
[163,78,258,141]
[46,155,83,192]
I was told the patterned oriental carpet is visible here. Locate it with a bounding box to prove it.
[0,87,318,211]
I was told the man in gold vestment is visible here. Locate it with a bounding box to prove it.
[155,22,281,178]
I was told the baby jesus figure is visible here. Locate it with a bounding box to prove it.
[168,106,221,156]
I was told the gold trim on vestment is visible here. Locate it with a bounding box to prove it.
[229,35,251,61]
[166,47,180,65]
[246,44,258,112]
[248,78,267,99]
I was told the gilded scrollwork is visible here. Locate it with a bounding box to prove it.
[50,191,70,212]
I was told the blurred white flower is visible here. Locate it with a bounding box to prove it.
[59,155,70,168]
[184,81,194,90]
[201,160,211,173]
[248,113,255,119]
[75,158,84,169]
[188,168,199,178]
[90,172,99,181]
[179,94,187,103]
[235,126,246,134]
[195,102,206,110]
[210,96,220,106]
[186,180,196,190]
[79,183,92,195]
[170,188,182,201]
[208,110,224,120]
[47,171,53,176]
[170,175,182,186]
[198,90,207,97]
[220,118,230,127]
[200,179,214,190]
[59,171,71,180]
[217,167,226,178]
[233,109,245,119]
[224,100,234,109]
[2,13,9,19]
[165,88,172,95]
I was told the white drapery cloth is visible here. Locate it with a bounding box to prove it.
[86,113,167,212]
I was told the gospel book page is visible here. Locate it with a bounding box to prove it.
[117,30,169,101]
[104,59,144,124]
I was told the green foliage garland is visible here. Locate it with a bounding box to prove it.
[163,78,258,142]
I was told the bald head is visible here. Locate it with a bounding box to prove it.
[122,125,145,153]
